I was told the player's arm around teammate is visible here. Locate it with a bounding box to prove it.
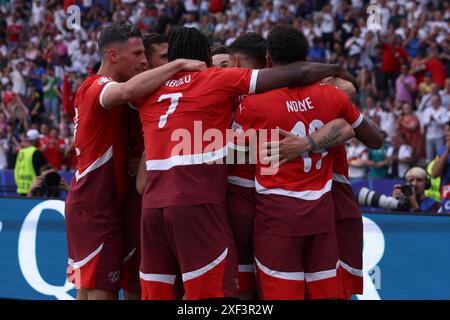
[262,119,356,167]
[101,59,207,108]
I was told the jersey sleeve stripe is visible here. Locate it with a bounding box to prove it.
[99,81,117,109]
[248,69,259,95]
[145,145,228,170]
[351,113,364,129]
[255,178,333,200]
[75,145,113,181]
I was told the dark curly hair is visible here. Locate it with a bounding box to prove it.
[267,25,309,65]
[229,32,267,68]
[168,27,212,66]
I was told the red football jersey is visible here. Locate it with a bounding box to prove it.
[137,67,258,208]
[235,83,363,199]
[66,74,128,210]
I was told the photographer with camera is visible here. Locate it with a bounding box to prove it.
[358,166,440,213]
[392,167,441,213]
[27,164,68,199]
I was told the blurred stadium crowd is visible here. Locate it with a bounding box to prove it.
[0,0,449,179]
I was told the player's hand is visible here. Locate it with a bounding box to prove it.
[320,75,355,93]
[337,70,358,92]
[261,128,309,168]
[178,59,208,72]
[330,77,356,97]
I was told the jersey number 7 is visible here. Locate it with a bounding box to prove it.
[158,93,183,128]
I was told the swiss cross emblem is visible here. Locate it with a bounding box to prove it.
[98,77,112,85]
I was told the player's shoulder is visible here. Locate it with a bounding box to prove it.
[207,66,252,77]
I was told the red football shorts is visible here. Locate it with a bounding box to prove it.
[139,204,239,300]
[227,183,257,294]
[254,231,345,300]
[65,206,123,293]
[332,182,364,298]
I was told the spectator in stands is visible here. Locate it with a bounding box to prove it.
[0,132,7,170]
[4,121,20,169]
[10,61,26,98]
[395,64,417,106]
[378,98,396,142]
[366,131,389,179]
[0,109,7,136]
[344,27,364,59]
[357,68,378,109]
[362,96,381,126]
[380,34,409,99]
[386,133,413,179]
[418,82,440,113]
[43,67,61,122]
[14,129,47,196]
[425,47,446,88]
[308,37,327,63]
[421,94,448,161]
[27,164,68,199]
[392,167,441,213]
[347,138,368,179]
[440,78,450,108]
[398,102,424,163]
[40,127,65,171]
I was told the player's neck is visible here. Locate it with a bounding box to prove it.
[97,63,120,82]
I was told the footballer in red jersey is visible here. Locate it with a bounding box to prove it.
[65,23,207,300]
[254,26,383,300]
[120,33,169,300]
[234,25,367,300]
[332,145,364,298]
[137,27,352,300]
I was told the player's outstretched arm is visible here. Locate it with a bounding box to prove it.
[101,59,207,108]
[255,62,356,93]
[354,118,384,149]
[262,118,355,167]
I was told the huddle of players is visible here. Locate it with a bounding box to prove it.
[65,23,383,300]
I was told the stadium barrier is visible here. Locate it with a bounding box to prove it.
[0,170,404,198]
[0,197,449,300]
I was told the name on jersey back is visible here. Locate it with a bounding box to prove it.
[286,97,314,113]
[163,75,192,88]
